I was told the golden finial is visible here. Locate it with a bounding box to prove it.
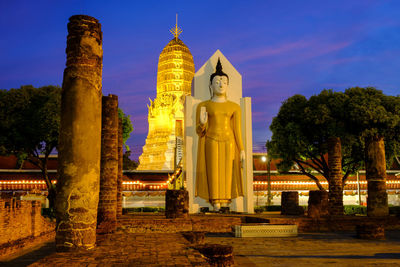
[170,13,182,40]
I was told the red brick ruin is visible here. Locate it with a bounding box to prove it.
[117,117,123,218]
[97,95,119,233]
[328,137,344,216]
[365,136,389,217]
[55,15,103,251]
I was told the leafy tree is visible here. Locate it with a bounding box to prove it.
[0,86,135,210]
[118,108,133,151]
[0,85,61,209]
[122,150,138,170]
[267,87,400,196]
[343,87,400,216]
[267,90,361,192]
[343,87,400,167]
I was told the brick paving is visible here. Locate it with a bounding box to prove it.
[1,233,208,266]
[1,231,400,266]
[1,214,400,266]
[206,231,400,266]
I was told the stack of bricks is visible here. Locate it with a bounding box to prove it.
[328,137,344,216]
[0,199,55,257]
[281,191,303,215]
[97,94,119,234]
[307,190,329,219]
[117,117,123,218]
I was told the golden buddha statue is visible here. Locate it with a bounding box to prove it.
[195,59,245,211]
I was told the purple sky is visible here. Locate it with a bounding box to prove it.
[1,1,400,160]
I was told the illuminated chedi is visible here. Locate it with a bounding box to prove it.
[138,20,195,170]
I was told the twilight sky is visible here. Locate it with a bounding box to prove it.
[1,0,400,160]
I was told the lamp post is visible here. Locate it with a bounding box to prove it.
[266,154,272,207]
[356,171,361,205]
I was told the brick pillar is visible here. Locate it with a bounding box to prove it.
[165,189,189,219]
[307,190,329,219]
[365,136,388,217]
[55,15,102,251]
[117,117,123,218]
[281,191,302,215]
[327,137,343,216]
[97,95,118,233]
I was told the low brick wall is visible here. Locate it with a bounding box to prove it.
[0,199,55,258]
[117,215,242,233]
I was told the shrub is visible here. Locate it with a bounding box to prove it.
[344,205,367,215]
[123,207,165,213]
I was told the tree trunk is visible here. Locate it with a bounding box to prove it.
[42,163,56,212]
[55,15,103,251]
[365,135,388,217]
[327,137,343,216]
[97,95,119,233]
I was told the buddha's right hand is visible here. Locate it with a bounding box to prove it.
[200,106,208,125]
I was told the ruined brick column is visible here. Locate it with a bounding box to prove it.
[55,15,102,251]
[366,136,389,217]
[117,117,123,218]
[165,189,189,219]
[281,191,303,215]
[307,190,329,219]
[328,137,344,216]
[97,95,118,233]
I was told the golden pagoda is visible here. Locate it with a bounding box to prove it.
[138,18,195,170]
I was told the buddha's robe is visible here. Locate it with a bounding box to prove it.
[195,100,244,204]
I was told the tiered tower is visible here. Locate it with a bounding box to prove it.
[138,19,195,170]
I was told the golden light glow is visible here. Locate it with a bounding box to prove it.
[138,22,195,170]
[1,179,399,191]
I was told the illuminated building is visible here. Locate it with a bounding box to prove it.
[137,19,195,170]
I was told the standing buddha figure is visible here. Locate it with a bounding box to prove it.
[195,59,245,211]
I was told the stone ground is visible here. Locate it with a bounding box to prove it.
[1,231,400,266]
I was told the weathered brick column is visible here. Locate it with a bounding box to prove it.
[55,15,102,251]
[328,137,343,216]
[281,191,302,215]
[165,189,189,219]
[365,136,388,217]
[307,190,329,219]
[97,95,118,233]
[117,117,123,218]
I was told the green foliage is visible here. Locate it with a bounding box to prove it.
[123,207,165,213]
[123,150,138,170]
[0,85,61,162]
[389,206,400,216]
[118,108,133,150]
[267,90,361,189]
[267,88,400,189]
[343,87,400,168]
[41,207,56,219]
[0,85,61,208]
[344,205,367,215]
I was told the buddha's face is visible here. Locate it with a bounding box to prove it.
[211,75,228,96]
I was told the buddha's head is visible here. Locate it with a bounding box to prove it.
[210,58,229,97]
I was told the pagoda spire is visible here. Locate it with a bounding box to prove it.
[170,13,182,40]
